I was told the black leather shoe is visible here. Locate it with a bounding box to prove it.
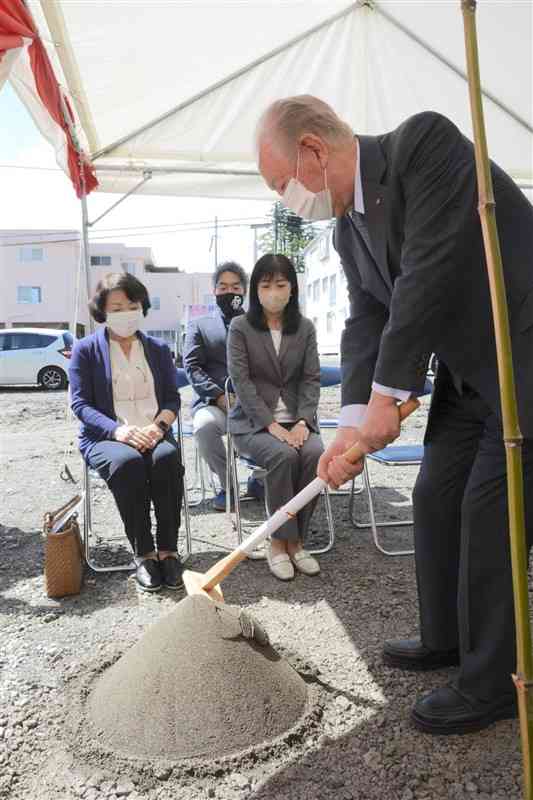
[412,686,517,735]
[135,559,162,592]
[383,638,460,671]
[159,556,184,590]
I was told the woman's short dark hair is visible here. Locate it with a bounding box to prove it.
[213,261,248,292]
[247,253,301,334]
[89,272,151,323]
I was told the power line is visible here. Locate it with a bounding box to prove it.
[0,220,270,248]
[0,163,62,173]
[93,215,269,233]
[0,215,271,243]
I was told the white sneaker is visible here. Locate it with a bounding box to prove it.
[290,549,320,576]
[266,546,294,581]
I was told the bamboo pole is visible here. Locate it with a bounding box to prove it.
[461,2,533,796]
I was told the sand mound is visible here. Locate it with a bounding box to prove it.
[87,595,308,761]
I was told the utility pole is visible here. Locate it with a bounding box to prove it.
[250,222,271,263]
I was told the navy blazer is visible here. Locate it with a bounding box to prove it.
[183,307,240,413]
[69,326,180,460]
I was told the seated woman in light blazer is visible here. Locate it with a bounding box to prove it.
[228,253,323,581]
[69,272,184,593]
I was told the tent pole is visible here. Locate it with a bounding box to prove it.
[81,193,94,335]
[87,172,152,228]
[461,3,533,798]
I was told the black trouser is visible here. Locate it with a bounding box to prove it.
[87,436,184,557]
[412,365,533,701]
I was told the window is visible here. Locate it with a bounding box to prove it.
[90,255,112,266]
[151,297,161,310]
[6,333,56,350]
[319,234,330,260]
[19,247,44,262]
[17,286,42,304]
[326,311,336,334]
[322,277,328,295]
[329,275,336,306]
[312,317,318,330]
[307,284,312,300]
[0,334,7,351]
[312,280,320,302]
[122,262,136,275]
[339,269,345,284]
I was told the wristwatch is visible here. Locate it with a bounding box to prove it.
[296,419,307,427]
[155,419,170,434]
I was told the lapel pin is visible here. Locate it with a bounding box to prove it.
[376,197,382,205]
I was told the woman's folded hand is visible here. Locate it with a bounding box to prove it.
[139,423,164,447]
[288,422,309,449]
[114,424,155,452]
[267,421,295,446]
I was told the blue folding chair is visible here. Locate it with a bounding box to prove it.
[318,365,357,497]
[319,364,342,387]
[176,367,221,508]
[349,380,433,557]
[349,444,424,557]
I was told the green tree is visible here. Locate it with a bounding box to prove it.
[258,202,316,272]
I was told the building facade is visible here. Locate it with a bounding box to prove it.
[302,226,348,356]
[0,230,214,352]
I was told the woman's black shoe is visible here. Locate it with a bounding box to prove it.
[135,559,162,592]
[160,556,184,590]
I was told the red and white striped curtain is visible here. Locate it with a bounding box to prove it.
[0,0,98,198]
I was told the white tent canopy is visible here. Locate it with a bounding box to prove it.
[14,0,533,200]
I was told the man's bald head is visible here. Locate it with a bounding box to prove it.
[256,95,354,157]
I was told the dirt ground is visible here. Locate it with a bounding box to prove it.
[0,383,526,800]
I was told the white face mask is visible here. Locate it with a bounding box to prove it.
[258,287,291,315]
[106,309,143,338]
[281,149,333,221]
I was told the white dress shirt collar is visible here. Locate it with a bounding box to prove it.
[354,137,365,215]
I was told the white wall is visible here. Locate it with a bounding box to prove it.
[0,231,214,347]
[302,227,348,356]
[0,230,87,333]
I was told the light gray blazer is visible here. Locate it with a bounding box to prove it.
[227,314,320,435]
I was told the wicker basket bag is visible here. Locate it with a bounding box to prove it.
[43,495,84,598]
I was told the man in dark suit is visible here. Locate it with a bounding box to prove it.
[256,95,533,734]
[183,261,263,511]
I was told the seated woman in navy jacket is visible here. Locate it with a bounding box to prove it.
[69,272,184,592]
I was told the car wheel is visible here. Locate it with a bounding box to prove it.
[38,366,67,390]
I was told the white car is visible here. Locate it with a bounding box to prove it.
[0,328,74,390]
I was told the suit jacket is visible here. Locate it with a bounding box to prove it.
[183,307,238,413]
[69,327,180,460]
[227,314,320,435]
[334,111,533,435]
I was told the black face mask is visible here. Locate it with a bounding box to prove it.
[216,292,244,318]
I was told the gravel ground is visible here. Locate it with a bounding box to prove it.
[0,384,526,800]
